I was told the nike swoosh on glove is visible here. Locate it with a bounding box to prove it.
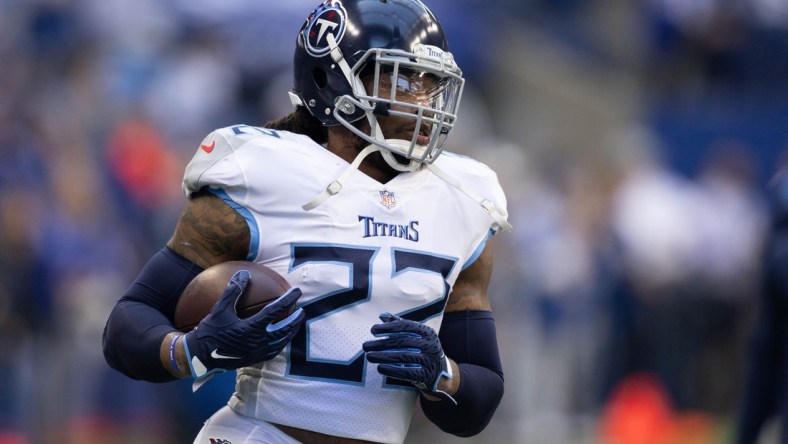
[363,312,456,404]
[183,270,304,387]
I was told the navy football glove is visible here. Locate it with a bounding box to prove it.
[183,270,304,387]
[363,312,456,404]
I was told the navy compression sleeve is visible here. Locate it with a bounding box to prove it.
[102,247,203,382]
[421,310,504,437]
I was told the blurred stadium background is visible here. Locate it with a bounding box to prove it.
[1,0,787,443]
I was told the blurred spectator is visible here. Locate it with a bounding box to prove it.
[603,127,700,409]
[608,127,701,296]
[688,141,767,415]
[694,140,766,301]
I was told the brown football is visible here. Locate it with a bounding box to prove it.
[174,261,292,332]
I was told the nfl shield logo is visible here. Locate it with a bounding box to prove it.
[379,190,396,208]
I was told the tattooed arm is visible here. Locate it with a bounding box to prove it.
[102,191,252,381]
[167,190,251,268]
[445,243,494,312]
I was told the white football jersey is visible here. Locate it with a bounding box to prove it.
[182,124,509,444]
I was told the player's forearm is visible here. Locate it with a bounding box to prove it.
[420,363,503,436]
[103,247,203,382]
[421,310,504,436]
[103,298,180,382]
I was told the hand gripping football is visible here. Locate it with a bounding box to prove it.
[174,261,293,332]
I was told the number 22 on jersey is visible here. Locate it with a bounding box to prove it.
[286,243,457,386]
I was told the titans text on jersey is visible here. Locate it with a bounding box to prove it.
[359,215,419,242]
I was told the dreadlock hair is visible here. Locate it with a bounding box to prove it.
[264,106,328,145]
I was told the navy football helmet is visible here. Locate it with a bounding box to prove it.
[291,0,464,172]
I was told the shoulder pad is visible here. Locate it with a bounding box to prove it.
[182,125,284,195]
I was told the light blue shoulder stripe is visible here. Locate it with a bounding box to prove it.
[462,229,493,271]
[207,188,260,262]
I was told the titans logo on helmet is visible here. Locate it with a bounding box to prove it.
[303,1,347,57]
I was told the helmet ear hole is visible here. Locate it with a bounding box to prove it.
[312,67,327,89]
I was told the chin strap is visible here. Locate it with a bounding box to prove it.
[381,140,424,173]
[426,163,513,233]
[303,144,381,211]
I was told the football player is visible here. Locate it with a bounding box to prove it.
[103,0,511,442]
